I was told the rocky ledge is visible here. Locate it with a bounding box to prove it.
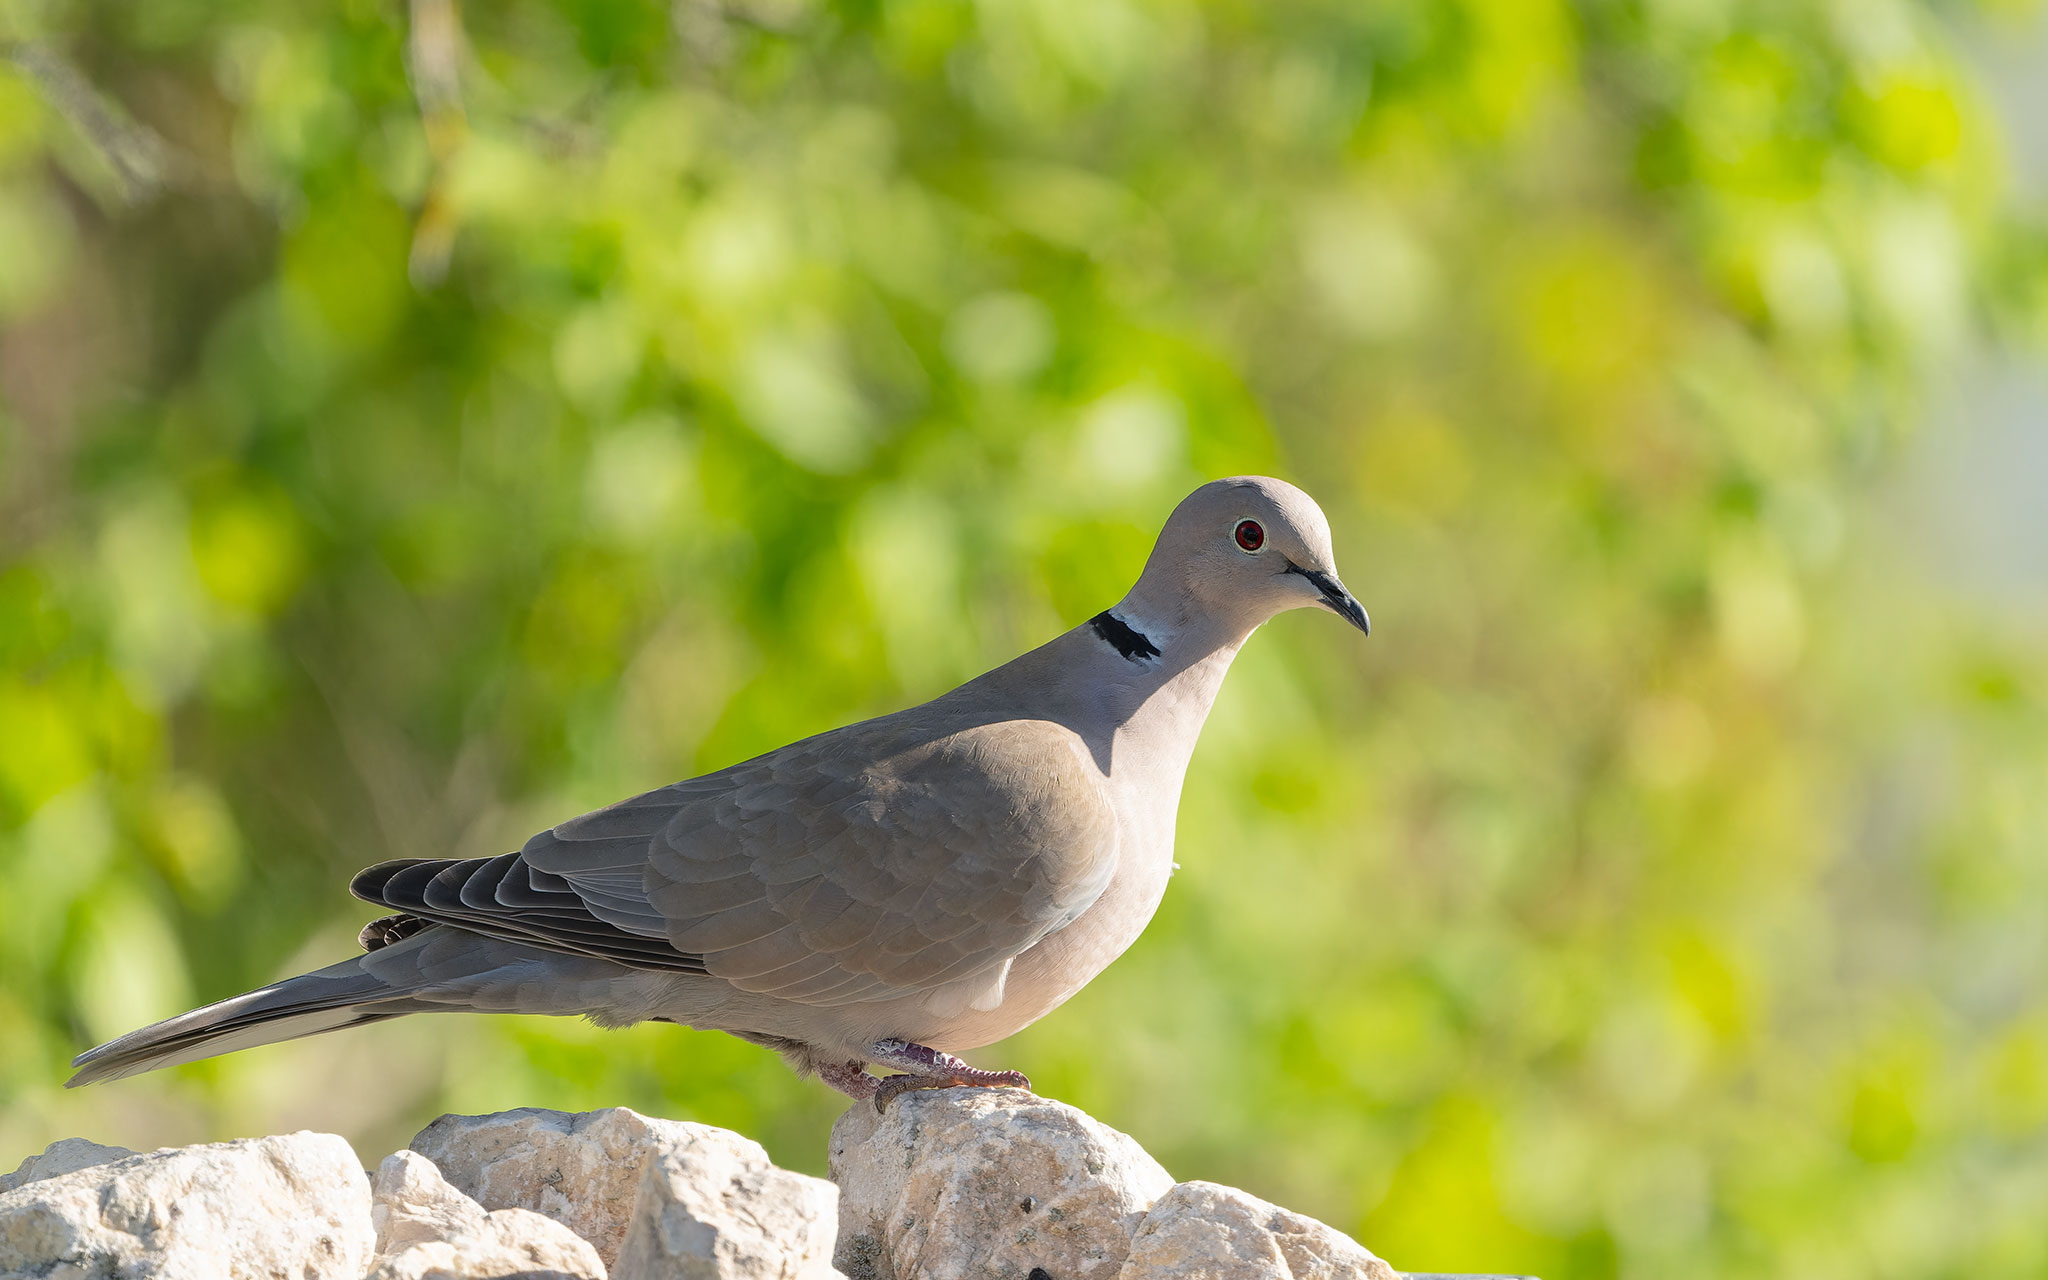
[0,1090,1459,1280]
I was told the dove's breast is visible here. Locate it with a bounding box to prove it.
[928,845,1176,1051]
[912,733,1192,1052]
[914,633,1242,1051]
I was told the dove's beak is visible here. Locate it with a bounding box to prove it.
[1289,565,1370,636]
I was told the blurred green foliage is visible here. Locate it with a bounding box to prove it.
[3,0,2048,1275]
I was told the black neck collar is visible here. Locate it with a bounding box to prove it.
[1088,610,1161,662]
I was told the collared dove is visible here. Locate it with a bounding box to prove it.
[70,476,1368,1108]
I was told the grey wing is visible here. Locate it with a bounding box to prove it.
[355,717,1120,1009]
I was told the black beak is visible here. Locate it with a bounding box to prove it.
[1288,563,1370,636]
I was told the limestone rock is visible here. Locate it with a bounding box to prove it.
[371,1149,490,1255]
[408,1107,664,1266]
[0,1130,372,1280]
[0,1138,134,1193]
[829,1087,1175,1280]
[614,1126,838,1280]
[1121,1181,1399,1280]
[366,1206,608,1280]
[412,1105,835,1271]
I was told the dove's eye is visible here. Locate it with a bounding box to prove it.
[1234,520,1264,552]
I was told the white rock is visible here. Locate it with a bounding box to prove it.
[366,1206,608,1280]
[1120,1181,1399,1280]
[0,1130,372,1280]
[0,1138,134,1193]
[613,1126,838,1280]
[362,1152,606,1280]
[371,1149,490,1255]
[409,1107,657,1266]
[829,1088,1175,1280]
[411,1106,830,1271]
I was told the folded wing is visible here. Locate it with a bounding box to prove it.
[352,714,1119,1008]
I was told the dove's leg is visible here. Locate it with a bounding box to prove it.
[817,1060,880,1101]
[866,1038,1032,1113]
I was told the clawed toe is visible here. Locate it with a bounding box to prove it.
[872,1074,930,1113]
[864,1038,1033,1112]
[872,1068,1033,1113]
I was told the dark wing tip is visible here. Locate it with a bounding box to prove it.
[350,859,433,904]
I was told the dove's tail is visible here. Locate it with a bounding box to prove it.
[67,918,654,1087]
[65,948,438,1087]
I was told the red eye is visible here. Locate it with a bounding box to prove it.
[1234,520,1264,551]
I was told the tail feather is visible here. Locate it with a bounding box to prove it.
[67,952,427,1088]
[68,920,656,1087]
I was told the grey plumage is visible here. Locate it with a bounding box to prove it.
[70,476,1368,1099]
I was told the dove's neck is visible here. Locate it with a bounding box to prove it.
[1089,589,1256,786]
[981,582,1261,792]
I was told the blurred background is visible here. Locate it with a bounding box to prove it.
[3,0,2046,1275]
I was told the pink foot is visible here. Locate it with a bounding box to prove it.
[866,1038,1032,1113]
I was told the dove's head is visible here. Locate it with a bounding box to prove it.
[1128,476,1369,638]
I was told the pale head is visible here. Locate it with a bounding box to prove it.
[1121,476,1369,638]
